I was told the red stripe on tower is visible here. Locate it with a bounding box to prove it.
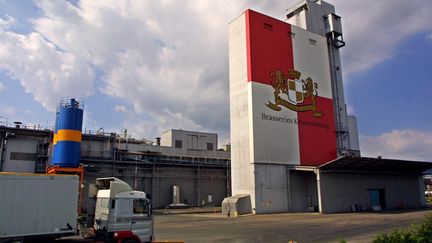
[245,9,337,166]
[245,10,294,84]
[297,97,337,165]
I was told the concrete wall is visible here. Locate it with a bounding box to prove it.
[81,164,228,210]
[116,140,229,159]
[81,139,113,159]
[320,172,425,213]
[229,12,257,211]
[160,129,218,151]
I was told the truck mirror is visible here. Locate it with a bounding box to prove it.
[147,203,152,217]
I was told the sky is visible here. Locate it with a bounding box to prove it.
[0,0,431,161]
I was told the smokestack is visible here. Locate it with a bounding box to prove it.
[14,121,22,128]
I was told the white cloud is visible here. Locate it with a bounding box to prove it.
[0,29,95,111]
[114,105,127,113]
[25,0,249,136]
[0,0,431,140]
[82,110,99,134]
[120,109,203,140]
[0,82,5,93]
[360,129,432,161]
[0,15,16,30]
[0,105,16,116]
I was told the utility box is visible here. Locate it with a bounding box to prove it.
[0,173,79,241]
[222,194,252,217]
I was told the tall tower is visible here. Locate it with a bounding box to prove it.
[286,0,360,156]
[229,8,339,213]
[228,1,360,214]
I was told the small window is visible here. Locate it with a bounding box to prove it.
[175,140,182,148]
[324,16,330,29]
[207,142,213,151]
[133,199,149,214]
[263,23,273,30]
[309,38,317,45]
[111,199,116,209]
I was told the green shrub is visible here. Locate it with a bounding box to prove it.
[416,214,432,242]
[373,214,432,243]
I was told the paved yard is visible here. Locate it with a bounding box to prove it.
[155,209,431,243]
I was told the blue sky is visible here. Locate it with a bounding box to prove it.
[346,33,432,135]
[0,0,431,160]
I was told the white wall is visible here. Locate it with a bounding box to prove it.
[229,12,257,210]
[3,139,38,172]
[160,129,217,151]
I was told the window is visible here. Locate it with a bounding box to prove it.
[207,142,213,151]
[10,152,36,161]
[263,23,273,30]
[309,38,317,46]
[324,16,329,30]
[133,199,149,214]
[175,140,182,148]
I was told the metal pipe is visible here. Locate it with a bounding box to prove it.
[0,134,5,171]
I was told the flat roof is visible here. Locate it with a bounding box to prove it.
[318,156,432,174]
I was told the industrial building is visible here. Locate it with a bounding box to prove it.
[1,0,431,219]
[0,122,230,214]
[227,0,432,214]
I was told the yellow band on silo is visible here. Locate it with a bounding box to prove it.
[53,130,82,144]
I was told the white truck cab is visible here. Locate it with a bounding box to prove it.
[94,177,153,243]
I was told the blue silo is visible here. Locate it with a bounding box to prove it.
[52,98,84,168]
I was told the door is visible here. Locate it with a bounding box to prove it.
[112,199,132,231]
[368,189,386,211]
[378,189,386,210]
[131,199,153,242]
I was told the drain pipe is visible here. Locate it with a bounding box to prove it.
[0,132,9,172]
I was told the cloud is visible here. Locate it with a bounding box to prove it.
[428,33,432,41]
[0,105,15,116]
[0,0,431,141]
[0,82,5,93]
[119,109,203,140]
[0,28,95,111]
[360,129,432,161]
[25,0,246,137]
[0,15,16,29]
[332,0,432,75]
[114,105,127,113]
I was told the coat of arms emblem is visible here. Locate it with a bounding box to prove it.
[266,69,323,117]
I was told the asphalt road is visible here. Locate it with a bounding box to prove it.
[154,209,431,243]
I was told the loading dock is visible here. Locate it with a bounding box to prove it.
[289,157,432,214]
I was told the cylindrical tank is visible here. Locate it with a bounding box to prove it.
[172,185,180,204]
[52,98,84,168]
